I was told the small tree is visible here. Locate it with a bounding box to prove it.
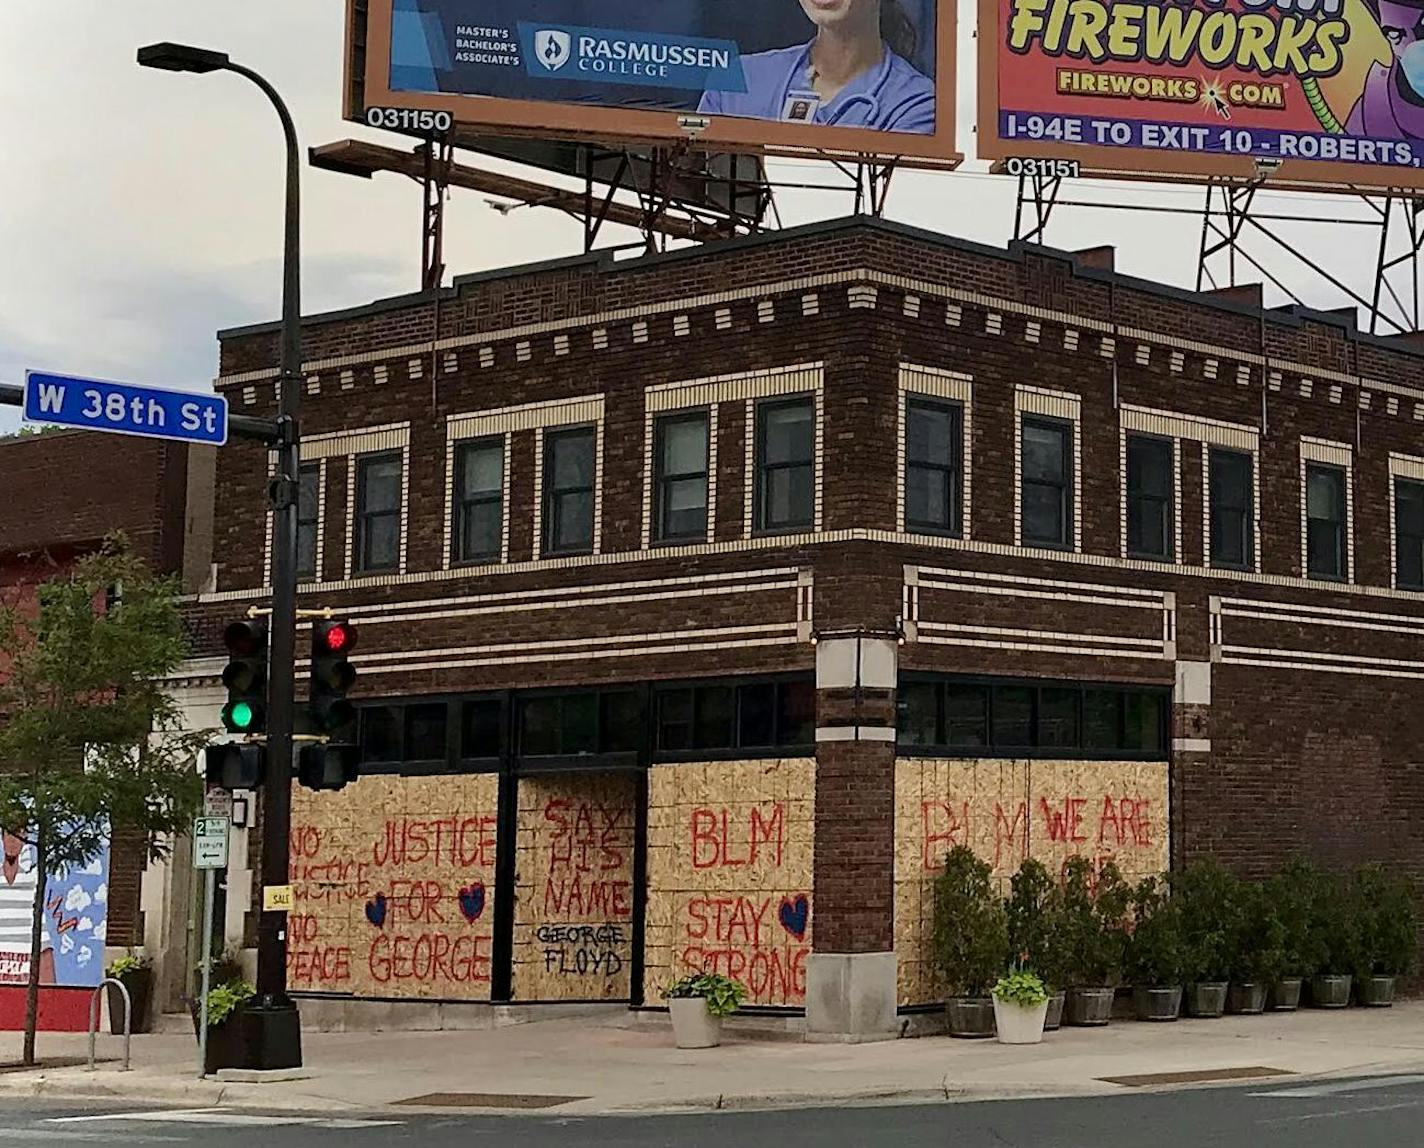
[0,537,204,1065]
[1006,858,1071,990]
[1060,857,1131,987]
[932,846,1009,998]
[1173,857,1240,984]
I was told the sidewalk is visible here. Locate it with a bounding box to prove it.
[2,1003,1423,1116]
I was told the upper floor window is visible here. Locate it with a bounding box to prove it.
[1126,434,1173,560]
[905,397,963,535]
[1305,463,1347,580]
[543,426,596,556]
[654,411,710,543]
[1209,449,1253,570]
[654,677,815,757]
[518,689,640,759]
[354,451,402,574]
[1396,477,1424,589]
[1020,416,1073,548]
[296,463,320,580]
[755,397,815,533]
[453,437,503,564]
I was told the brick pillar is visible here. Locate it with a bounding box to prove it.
[1172,659,1212,872]
[805,635,900,1042]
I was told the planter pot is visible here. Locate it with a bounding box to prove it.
[1043,991,1066,1032]
[1310,974,1353,1009]
[1358,975,1396,1008]
[1268,978,1303,1011]
[1064,986,1114,1027]
[1226,982,1268,1015]
[189,1002,251,1075]
[946,997,996,1038]
[993,997,1049,1044]
[108,969,153,1035]
[1186,982,1228,1018]
[668,998,723,1049]
[1132,985,1183,1021]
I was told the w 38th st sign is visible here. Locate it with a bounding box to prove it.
[23,370,228,447]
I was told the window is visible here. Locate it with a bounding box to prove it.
[296,463,320,580]
[1397,478,1424,589]
[405,704,449,763]
[518,689,639,758]
[543,426,596,555]
[1021,417,1073,547]
[905,398,963,535]
[354,452,402,574]
[1126,435,1174,560]
[653,677,815,756]
[460,699,503,761]
[755,397,815,533]
[897,677,1168,759]
[653,412,709,542]
[1306,463,1347,579]
[453,438,503,564]
[1210,449,1254,570]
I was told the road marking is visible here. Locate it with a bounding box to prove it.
[46,1109,401,1129]
[1259,1099,1424,1124]
[0,1132,181,1143]
[1251,1074,1424,1098]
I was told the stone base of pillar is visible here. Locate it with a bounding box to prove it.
[803,951,901,1043]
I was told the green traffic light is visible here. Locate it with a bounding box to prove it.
[228,701,256,730]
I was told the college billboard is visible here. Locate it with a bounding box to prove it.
[979,0,1424,190]
[350,0,960,166]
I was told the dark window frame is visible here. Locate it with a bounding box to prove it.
[353,450,403,575]
[896,674,1170,761]
[1209,448,1255,571]
[652,410,711,544]
[452,436,505,566]
[651,674,817,762]
[754,395,816,535]
[296,461,320,581]
[1125,433,1175,561]
[542,425,597,557]
[1020,415,1075,550]
[904,395,964,537]
[1305,461,1348,581]
[1396,476,1424,590]
[514,686,643,770]
[355,693,507,776]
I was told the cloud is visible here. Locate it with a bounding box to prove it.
[77,917,94,933]
[64,885,92,913]
[77,946,92,967]
[81,858,103,877]
[94,883,107,906]
[60,933,74,955]
[92,921,106,942]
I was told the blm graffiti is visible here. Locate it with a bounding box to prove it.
[288,774,499,1000]
[645,759,815,1007]
[512,774,636,1000]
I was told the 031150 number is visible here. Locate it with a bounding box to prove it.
[365,107,455,135]
[1004,157,1081,178]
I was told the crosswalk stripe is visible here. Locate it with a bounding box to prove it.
[45,1109,401,1130]
[1251,1074,1424,1098]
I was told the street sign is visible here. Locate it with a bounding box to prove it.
[23,370,228,446]
[204,787,234,819]
[193,817,230,870]
[263,885,294,912]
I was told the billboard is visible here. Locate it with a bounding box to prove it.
[978,0,1424,191]
[0,829,109,989]
[350,0,960,166]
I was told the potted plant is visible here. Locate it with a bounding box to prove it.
[932,845,1009,1038]
[991,969,1051,1044]
[663,973,747,1049]
[1351,864,1418,1007]
[105,952,153,1035]
[1227,881,1285,1015]
[1059,857,1130,1026]
[1266,858,1315,1010]
[1174,858,1236,1018]
[1006,859,1071,1031]
[193,979,255,1075]
[1125,876,1185,1021]
[1308,867,1360,1008]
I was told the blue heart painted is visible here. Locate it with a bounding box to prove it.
[458,883,486,924]
[778,894,809,941]
[364,892,387,928]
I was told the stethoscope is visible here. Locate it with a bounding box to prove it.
[786,46,885,126]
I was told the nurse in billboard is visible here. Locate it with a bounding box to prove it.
[699,0,935,134]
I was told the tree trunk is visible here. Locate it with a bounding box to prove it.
[22,835,45,1068]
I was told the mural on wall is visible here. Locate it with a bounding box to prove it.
[0,830,109,989]
[511,772,637,1001]
[894,758,1169,1005]
[289,773,499,999]
[645,758,814,1007]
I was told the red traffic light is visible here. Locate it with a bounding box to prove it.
[316,620,356,654]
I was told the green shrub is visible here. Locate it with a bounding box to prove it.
[202,981,254,1029]
[1268,856,1319,978]
[992,969,1049,1007]
[1230,880,1287,985]
[1352,864,1418,979]
[1174,858,1240,983]
[1059,857,1131,987]
[663,973,748,1018]
[1124,875,1185,988]
[1310,868,1364,976]
[932,845,1010,998]
[106,953,150,981]
[1006,859,1072,991]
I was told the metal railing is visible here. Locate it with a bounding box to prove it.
[87,978,133,1072]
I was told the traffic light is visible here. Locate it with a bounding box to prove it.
[297,743,359,792]
[309,619,358,737]
[204,742,265,790]
[221,619,268,734]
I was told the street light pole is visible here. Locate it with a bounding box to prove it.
[139,42,304,1069]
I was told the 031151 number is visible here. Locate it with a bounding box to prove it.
[365,107,455,135]
[1004,157,1081,178]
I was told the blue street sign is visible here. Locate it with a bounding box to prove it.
[23,371,228,447]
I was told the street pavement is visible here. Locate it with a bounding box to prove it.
[1,1075,1423,1145]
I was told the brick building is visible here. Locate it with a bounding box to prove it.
[188,216,1424,1038]
[0,429,212,1028]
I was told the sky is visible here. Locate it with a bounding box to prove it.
[0,2,1407,435]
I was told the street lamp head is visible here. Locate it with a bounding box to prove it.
[136,42,230,74]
